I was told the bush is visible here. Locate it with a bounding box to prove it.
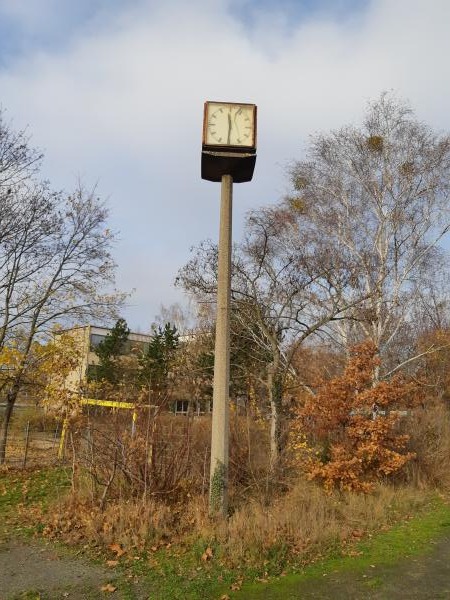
[290,341,420,492]
[67,410,269,507]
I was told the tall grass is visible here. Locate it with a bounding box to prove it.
[220,479,429,565]
[404,404,450,489]
[42,474,432,570]
[39,405,449,567]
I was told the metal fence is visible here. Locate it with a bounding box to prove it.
[5,422,61,468]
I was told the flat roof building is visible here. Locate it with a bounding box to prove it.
[57,325,152,390]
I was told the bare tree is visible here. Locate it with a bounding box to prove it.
[179,93,450,470]
[0,115,124,463]
[178,204,363,472]
[288,93,450,377]
[0,109,42,188]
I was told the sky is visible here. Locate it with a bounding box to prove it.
[0,0,449,331]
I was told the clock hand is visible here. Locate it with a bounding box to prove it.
[227,111,232,145]
[233,111,241,141]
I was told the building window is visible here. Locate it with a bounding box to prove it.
[122,340,149,355]
[174,400,189,415]
[90,333,106,350]
[90,334,149,355]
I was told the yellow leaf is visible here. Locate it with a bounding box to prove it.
[101,583,117,593]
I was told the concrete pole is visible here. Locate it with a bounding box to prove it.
[209,174,233,517]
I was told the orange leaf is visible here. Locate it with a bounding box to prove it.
[108,543,125,557]
[201,546,213,561]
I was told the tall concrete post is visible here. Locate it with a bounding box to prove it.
[209,174,233,517]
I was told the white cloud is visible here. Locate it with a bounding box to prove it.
[1,0,449,329]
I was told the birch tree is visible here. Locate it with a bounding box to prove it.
[288,93,450,376]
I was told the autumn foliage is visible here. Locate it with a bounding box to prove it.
[290,341,421,492]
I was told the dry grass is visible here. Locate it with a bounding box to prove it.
[41,473,431,569]
[404,405,450,489]
[38,406,449,567]
[43,494,179,550]
[219,479,428,564]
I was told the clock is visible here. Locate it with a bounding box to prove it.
[203,101,257,151]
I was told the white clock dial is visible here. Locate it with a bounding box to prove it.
[205,103,255,147]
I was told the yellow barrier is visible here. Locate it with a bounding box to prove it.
[58,417,69,460]
[81,398,135,409]
[58,397,138,459]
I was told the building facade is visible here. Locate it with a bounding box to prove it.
[59,325,209,416]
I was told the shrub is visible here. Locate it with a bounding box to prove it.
[67,410,268,507]
[290,341,420,492]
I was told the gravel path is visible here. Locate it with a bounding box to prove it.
[0,539,114,600]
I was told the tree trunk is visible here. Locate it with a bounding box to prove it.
[268,364,283,474]
[0,384,20,464]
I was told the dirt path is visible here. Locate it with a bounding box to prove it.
[0,539,116,600]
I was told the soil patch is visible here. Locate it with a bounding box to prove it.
[0,539,114,600]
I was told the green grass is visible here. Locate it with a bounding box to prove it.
[9,592,43,600]
[237,496,450,599]
[0,467,70,511]
[0,466,71,540]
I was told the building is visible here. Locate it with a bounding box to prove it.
[58,325,209,416]
[59,324,152,390]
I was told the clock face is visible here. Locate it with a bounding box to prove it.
[204,102,256,148]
